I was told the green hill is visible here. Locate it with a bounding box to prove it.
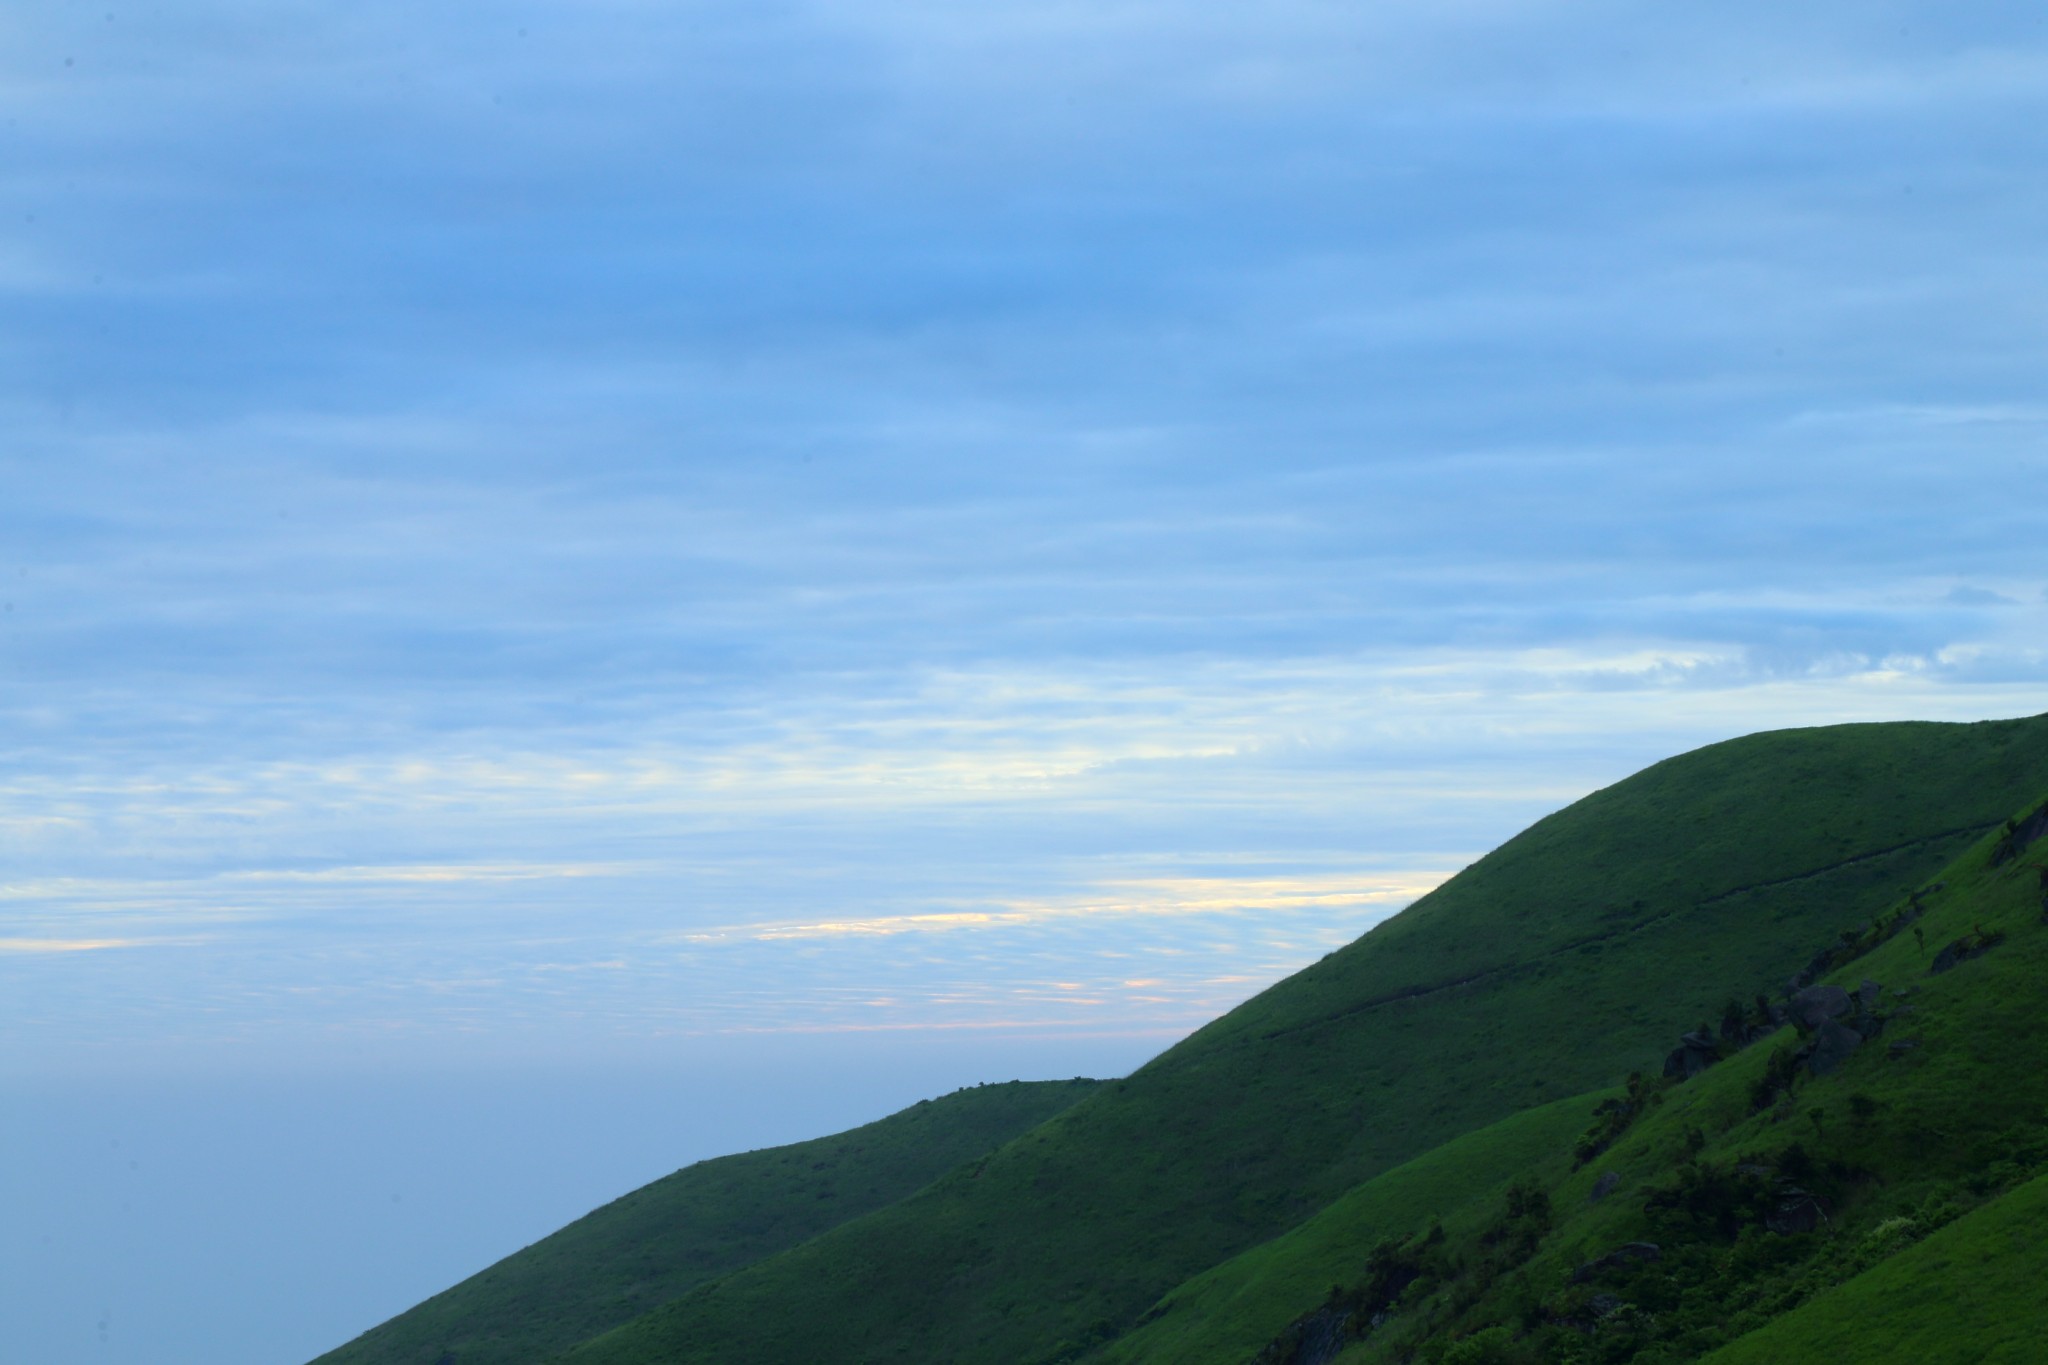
[310,1079,1101,1365]
[1112,782,2048,1363]
[556,715,2048,1365]
[312,712,2048,1365]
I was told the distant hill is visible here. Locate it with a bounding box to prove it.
[309,1078,1101,1365]
[310,712,2048,1365]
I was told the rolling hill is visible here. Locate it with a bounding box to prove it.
[311,712,2048,1365]
[311,1079,1101,1365]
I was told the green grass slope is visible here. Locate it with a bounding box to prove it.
[1697,1171,2048,1365]
[1219,796,2048,1364]
[558,714,2048,1365]
[310,1079,1100,1365]
[1097,1094,1607,1365]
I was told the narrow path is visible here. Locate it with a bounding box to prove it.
[1258,822,1995,1043]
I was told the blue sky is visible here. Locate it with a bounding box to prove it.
[7,0,2047,1076]
[4,3,2048,1358]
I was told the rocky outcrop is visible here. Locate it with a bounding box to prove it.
[1990,803,2048,865]
[1281,1307,1350,1365]
[1787,985,1850,1031]
[1765,1187,1828,1235]
[1662,1029,1721,1080]
[1570,1242,1662,1283]
[1806,1018,1864,1077]
[1929,929,2005,974]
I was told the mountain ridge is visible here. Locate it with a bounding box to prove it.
[310,712,2048,1365]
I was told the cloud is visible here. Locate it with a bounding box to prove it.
[673,869,1444,944]
[6,2,2048,1074]
[0,937,149,953]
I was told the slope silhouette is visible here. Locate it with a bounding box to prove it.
[311,1079,1099,1365]
[543,714,2048,1365]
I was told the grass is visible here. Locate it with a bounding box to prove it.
[1096,1093,1607,1365]
[1696,1171,2048,1365]
[1275,796,2048,1363]
[308,1078,1100,1365]
[541,714,2048,1365]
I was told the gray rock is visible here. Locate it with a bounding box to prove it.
[1289,1307,1352,1365]
[1888,1038,1921,1058]
[1589,1171,1620,1203]
[1857,979,1883,1011]
[1789,985,1851,1031]
[1663,1033,1717,1079]
[1807,1017,1863,1076]
[1929,930,2006,975]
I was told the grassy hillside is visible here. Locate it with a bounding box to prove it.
[1096,1095,1607,1365]
[1697,1170,2048,1365]
[1203,797,2048,1364]
[556,714,2048,1365]
[310,1079,1100,1365]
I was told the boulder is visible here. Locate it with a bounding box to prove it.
[1857,978,1883,1011]
[1788,985,1851,1031]
[1926,930,2004,974]
[1662,1039,1717,1080]
[1588,1171,1620,1203]
[1807,1017,1863,1077]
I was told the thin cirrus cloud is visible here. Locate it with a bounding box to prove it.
[674,869,1443,943]
[0,937,151,954]
[4,4,2048,1076]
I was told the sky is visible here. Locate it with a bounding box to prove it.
[4,2,2048,1361]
